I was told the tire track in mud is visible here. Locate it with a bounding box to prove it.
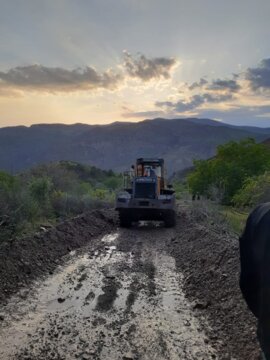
[0,224,217,360]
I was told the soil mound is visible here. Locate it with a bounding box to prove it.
[0,209,117,304]
[170,204,260,359]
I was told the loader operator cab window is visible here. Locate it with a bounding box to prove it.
[142,164,161,177]
[144,166,151,177]
[152,165,161,177]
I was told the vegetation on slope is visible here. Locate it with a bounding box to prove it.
[0,161,121,242]
[184,137,270,234]
[187,138,270,205]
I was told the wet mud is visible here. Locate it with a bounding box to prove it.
[0,225,217,360]
[0,205,260,359]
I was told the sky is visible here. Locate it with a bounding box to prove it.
[1,0,270,127]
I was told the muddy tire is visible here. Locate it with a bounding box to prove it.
[164,210,176,228]
[119,212,132,228]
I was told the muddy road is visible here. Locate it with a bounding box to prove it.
[0,222,218,360]
[0,205,260,359]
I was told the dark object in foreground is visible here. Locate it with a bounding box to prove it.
[115,158,176,228]
[239,202,270,359]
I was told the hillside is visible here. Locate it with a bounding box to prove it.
[1,118,270,174]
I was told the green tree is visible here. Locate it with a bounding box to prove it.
[29,177,53,204]
[187,138,270,204]
[233,171,270,208]
[103,176,121,190]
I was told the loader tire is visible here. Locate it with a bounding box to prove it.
[119,212,132,228]
[164,210,176,228]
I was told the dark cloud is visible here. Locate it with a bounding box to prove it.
[156,93,233,113]
[188,77,241,93]
[188,78,208,90]
[0,64,123,92]
[207,78,241,92]
[123,51,177,81]
[246,58,270,90]
[0,52,178,94]
[155,101,174,107]
[199,105,270,127]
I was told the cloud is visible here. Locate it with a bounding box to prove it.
[207,78,241,92]
[0,64,123,93]
[123,51,178,81]
[156,93,233,113]
[246,58,270,90]
[188,78,208,90]
[122,109,165,119]
[0,51,179,95]
[189,77,241,92]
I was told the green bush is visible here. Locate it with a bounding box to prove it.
[233,172,270,208]
[0,161,120,242]
[187,138,270,204]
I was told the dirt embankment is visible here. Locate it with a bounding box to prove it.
[0,209,117,305]
[171,203,260,360]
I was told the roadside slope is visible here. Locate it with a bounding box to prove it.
[0,209,117,304]
[170,203,259,359]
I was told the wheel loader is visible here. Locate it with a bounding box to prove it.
[115,158,176,227]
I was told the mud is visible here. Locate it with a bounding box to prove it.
[0,209,117,305]
[0,204,261,359]
[0,226,217,360]
[169,203,260,360]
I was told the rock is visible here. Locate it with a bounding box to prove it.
[0,314,4,321]
[82,355,90,360]
[19,289,29,299]
[105,275,115,280]
[57,297,66,303]
[123,353,134,360]
[193,300,211,310]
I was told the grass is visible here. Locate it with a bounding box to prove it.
[220,206,248,235]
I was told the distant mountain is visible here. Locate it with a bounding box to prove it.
[1,118,270,174]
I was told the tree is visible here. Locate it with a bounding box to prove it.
[29,177,53,204]
[187,138,270,204]
[233,172,270,208]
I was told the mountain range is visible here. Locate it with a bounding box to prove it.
[1,118,270,174]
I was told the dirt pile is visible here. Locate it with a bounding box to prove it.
[170,203,260,360]
[0,209,117,305]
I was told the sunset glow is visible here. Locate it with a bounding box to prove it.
[1,0,270,127]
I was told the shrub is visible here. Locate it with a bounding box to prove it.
[233,172,270,208]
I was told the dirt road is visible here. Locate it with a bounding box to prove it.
[0,205,260,359]
[0,223,217,360]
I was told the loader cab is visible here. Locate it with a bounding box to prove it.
[135,158,164,181]
[133,158,165,199]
